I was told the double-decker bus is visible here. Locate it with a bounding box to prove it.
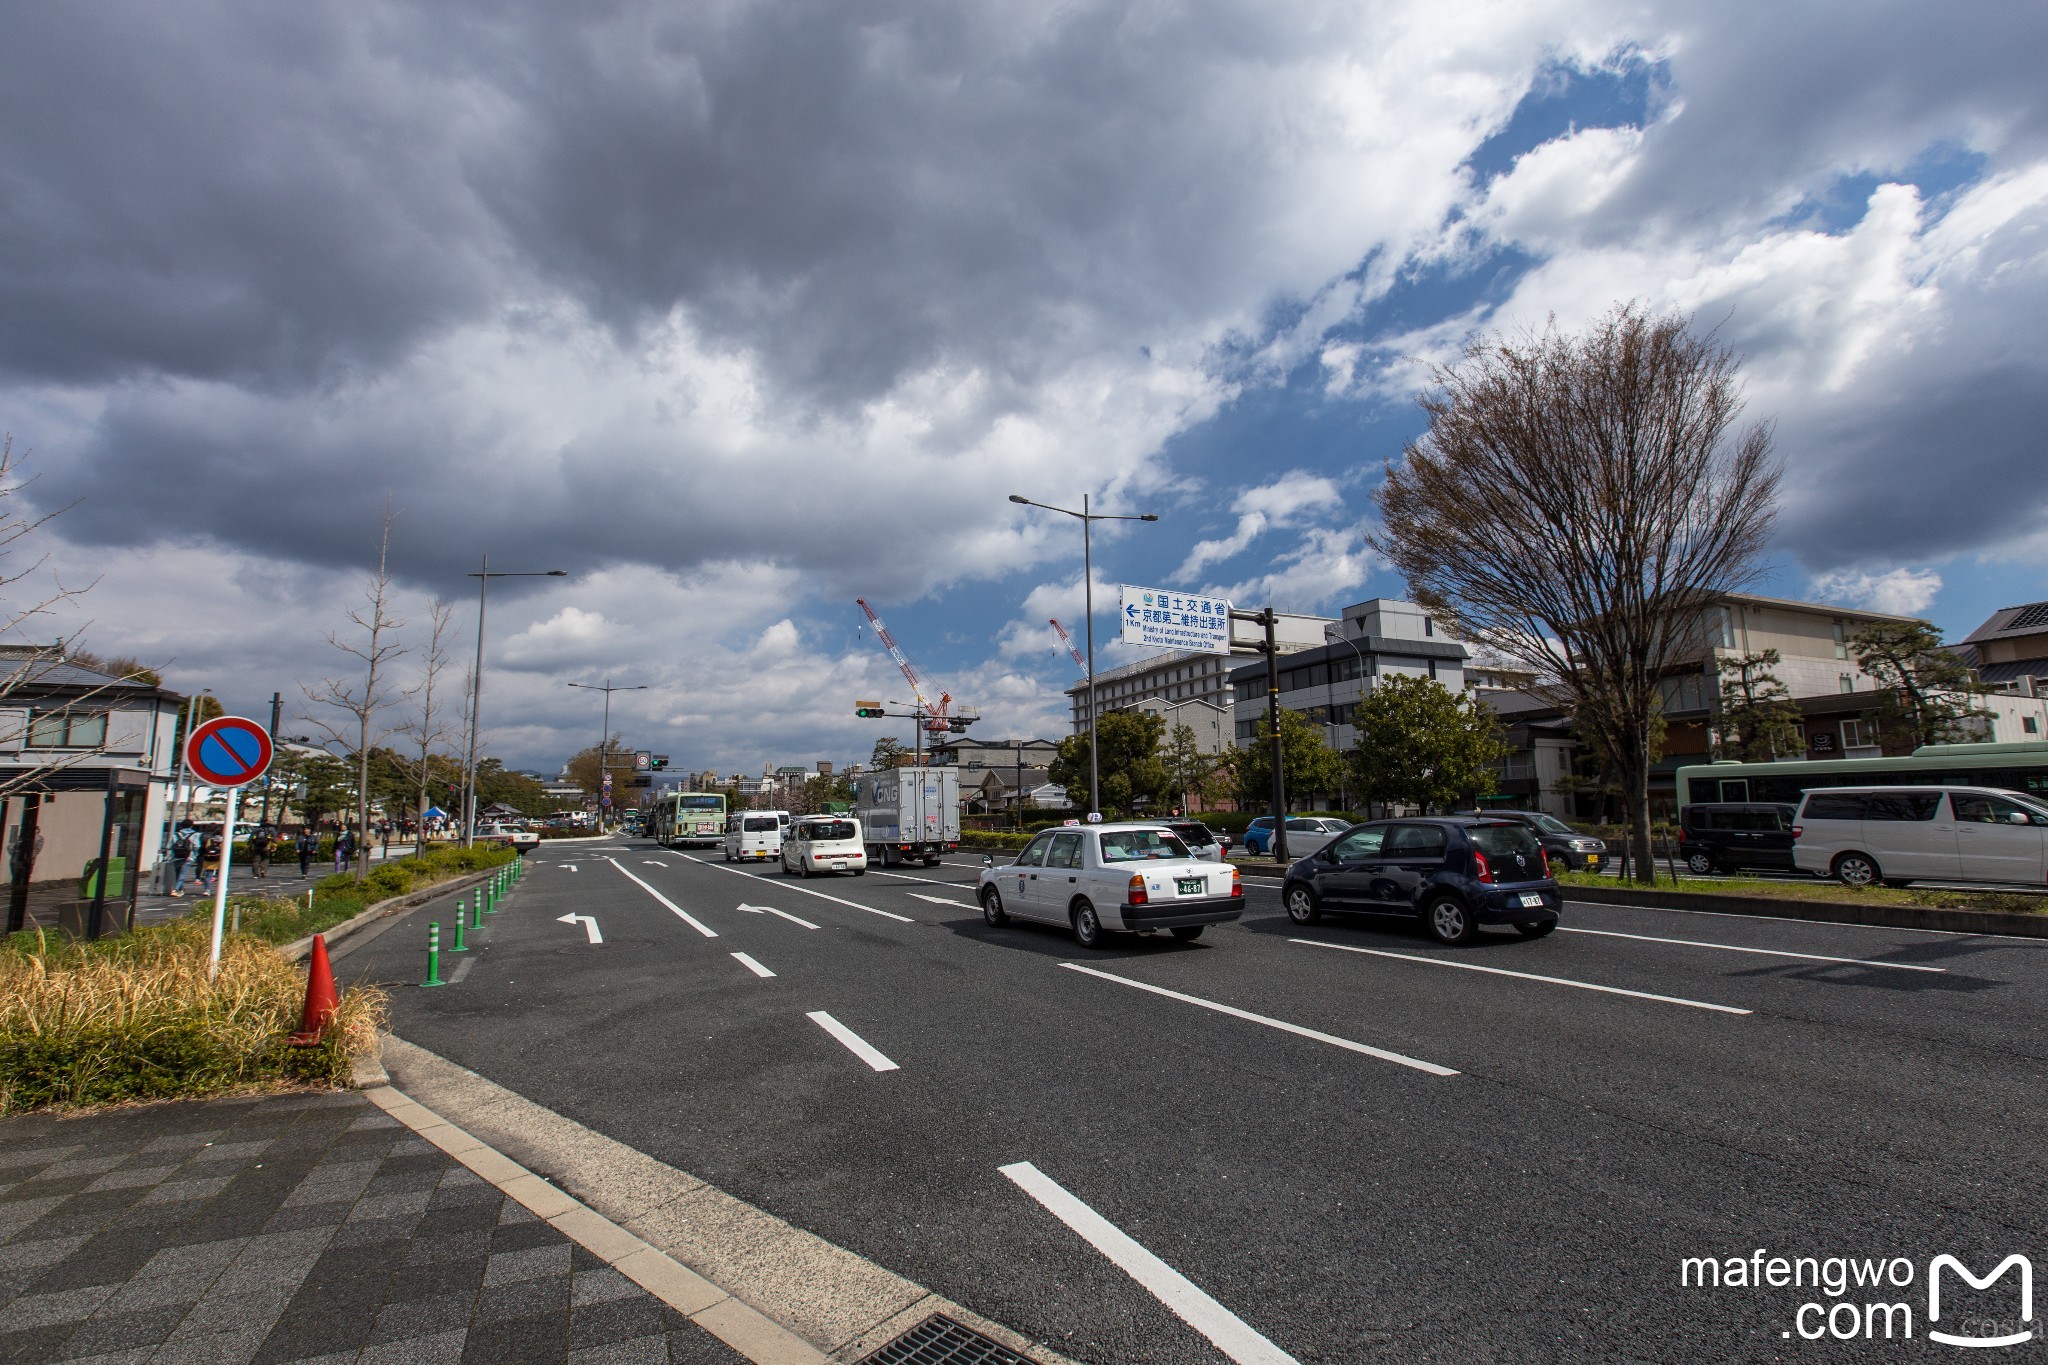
[1676,740,2048,814]
[652,791,727,847]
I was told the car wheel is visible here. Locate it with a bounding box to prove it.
[1071,900,1107,949]
[1425,896,1477,946]
[924,857,940,868]
[981,887,1009,926]
[1284,883,1321,925]
[1833,852,1881,888]
[1516,920,1557,939]
[781,859,795,876]
[1170,926,1204,942]
[1684,851,1714,875]
[853,868,866,876]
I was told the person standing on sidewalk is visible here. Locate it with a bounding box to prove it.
[167,821,199,897]
[198,827,224,896]
[334,827,355,875]
[248,824,274,880]
[295,828,317,878]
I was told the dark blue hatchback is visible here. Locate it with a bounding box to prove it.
[1280,817,1561,944]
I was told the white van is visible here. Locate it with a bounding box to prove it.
[724,812,784,863]
[782,816,867,878]
[1792,785,2048,887]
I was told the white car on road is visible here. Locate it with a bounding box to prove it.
[977,822,1244,947]
[782,816,868,877]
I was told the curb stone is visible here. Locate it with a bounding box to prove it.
[377,1033,1080,1365]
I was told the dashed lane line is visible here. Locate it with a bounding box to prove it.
[1556,924,1948,972]
[1289,939,1753,1014]
[606,858,719,938]
[731,952,776,979]
[1000,1161,1300,1365]
[1057,963,1458,1076]
[805,1011,899,1072]
[907,892,975,908]
[682,856,915,923]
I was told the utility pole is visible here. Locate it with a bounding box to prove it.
[1015,739,1024,833]
[258,691,281,826]
[567,679,646,831]
[1226,607,1289,864]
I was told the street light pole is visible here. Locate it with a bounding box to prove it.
[566,680,647,830]
[1324,626,1368,814]
[464,558,567,846]
[1008,493,1158,817]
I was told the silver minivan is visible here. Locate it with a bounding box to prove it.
[1792,785,2048,887]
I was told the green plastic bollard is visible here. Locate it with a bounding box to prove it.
[422,922,445,987]
[451,897,468,952]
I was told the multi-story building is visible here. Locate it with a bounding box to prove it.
[1961,600,2048,699]
[1226,598,1469,750]
[925,737,1060,772]
[1066,611,1333,736]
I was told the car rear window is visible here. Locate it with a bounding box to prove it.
[1468,823,1542,857]
[742,817,778,832]
[801,820,858,840]
[1099,829,1192,862]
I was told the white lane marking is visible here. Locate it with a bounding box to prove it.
[1289,939,1752,1015]
[1000,1161,1300,1365]
[730,952,776,978]
[738,902,821,929]
[1058,964,1457,1076]
[908,892,975,908]
[556,912,603,945]
[861,866,959,883]
[448,955,478,983]
[643,860,673,867]
[1564,896,2048,942]
[805,1011,899,1071]
[563,864,578,873]
[684,856,914,922]
[606,858,719,938]
[1557,925,1947,972]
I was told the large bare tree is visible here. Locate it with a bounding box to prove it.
[304,510,408,878]
[395,598,457,847]
[1373,305,1779,883]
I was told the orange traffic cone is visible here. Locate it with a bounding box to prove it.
[289,934,341,1047]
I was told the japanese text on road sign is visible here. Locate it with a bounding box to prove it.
[1118,585,1232,655]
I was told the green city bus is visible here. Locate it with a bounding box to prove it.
[652,791,727,847]
[1675,740,2048,813]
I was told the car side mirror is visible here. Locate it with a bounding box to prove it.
[981,854,995,867]
[1316,847,1338,864]
[2011,812,2032,826]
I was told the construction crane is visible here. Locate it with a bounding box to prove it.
[1049,618,1088,672]
[854,599,976,747]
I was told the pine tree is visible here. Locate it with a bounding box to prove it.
[1715,649,1804,760]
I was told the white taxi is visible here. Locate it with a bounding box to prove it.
[976,822,1243,947]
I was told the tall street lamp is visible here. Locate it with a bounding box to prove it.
[465,557,567,846]
[1324,625,1369,813]
[1008,493,1159,817]
[566,679,646,830]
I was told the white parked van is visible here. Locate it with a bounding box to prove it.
[1792,785,2048,887]
[782,816,867,878]
[724,812,784,863]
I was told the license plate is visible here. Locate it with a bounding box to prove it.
[1176,877,1205,896]
[1519,893,1545,908]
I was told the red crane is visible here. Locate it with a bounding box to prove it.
[1049,618,1087,672]
[856,598,955,736]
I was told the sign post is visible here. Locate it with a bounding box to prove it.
[185,716,275,978]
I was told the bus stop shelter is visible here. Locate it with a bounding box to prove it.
[2,765,153,940]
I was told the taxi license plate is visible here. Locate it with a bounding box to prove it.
[1519,893,1545,908]
[1176,877,1205,896]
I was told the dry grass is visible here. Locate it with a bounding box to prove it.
[0,919,387,1114]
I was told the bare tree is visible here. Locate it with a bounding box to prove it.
[395,599,457,849]
[304,509,408,879]
[1373,305,1779,883]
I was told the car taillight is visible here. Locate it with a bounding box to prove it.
[1231,867,1243,898]
[1791,825,1803,839]
[1473,850,1495,883]
[1127,873,1148,906]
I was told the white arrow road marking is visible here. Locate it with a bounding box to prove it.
[908,892,975,908]
[1000,1161,1299,1365]
[643,860,673,867]
[556,912,603,945]
[805,1011,899,1071]
[562,864,579,873]
[738,903,820,929]
[606,858,718,938]
[1059,963,1458,1076]
[730,952,775,978]
[684,856,913,922]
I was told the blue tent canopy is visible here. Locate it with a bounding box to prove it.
[423,806,450,819]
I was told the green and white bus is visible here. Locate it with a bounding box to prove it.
[1676,740,2048,813]
[652,792,727,847]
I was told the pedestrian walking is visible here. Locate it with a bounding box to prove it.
[248,824,274,879]
[379,822,391,859]
[295,829,317,878]
[167,821,199,897]
[334,827,356,875]
[199,828,224,896]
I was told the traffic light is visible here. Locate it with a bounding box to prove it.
[854,701,885,718]
[650,755,669,771]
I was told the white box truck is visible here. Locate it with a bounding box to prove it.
[856,766,961,867]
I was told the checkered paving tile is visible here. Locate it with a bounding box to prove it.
[0,1090,748,1364]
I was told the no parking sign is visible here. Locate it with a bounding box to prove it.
[185,716,275,976]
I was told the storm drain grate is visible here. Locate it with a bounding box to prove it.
[857,1313,1033,1365]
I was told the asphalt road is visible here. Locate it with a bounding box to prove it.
[338,840,2048,1363]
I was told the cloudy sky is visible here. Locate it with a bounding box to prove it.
[4,0,2044,777]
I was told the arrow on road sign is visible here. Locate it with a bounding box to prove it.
[737,903,820,930]
[556,912,603,944]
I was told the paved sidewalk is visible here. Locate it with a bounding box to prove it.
[0,1089,748,1365]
